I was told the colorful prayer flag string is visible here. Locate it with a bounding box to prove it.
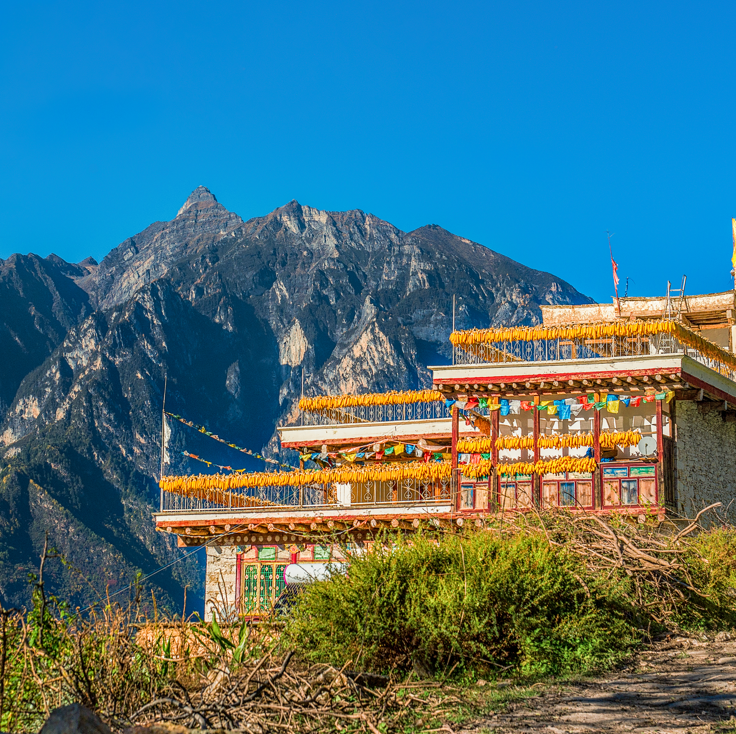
[165,412,296,471]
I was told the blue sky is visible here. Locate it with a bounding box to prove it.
[1,1,736,303]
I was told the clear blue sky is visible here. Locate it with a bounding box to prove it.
[2,1,735,303]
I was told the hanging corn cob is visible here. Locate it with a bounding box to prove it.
[485,431,641,451]
[160,460,453,494]
[495,456,597,476]
[299,389,444,412]
[457,437,493,453]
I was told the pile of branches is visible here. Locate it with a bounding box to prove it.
[129,650,458,733]
[524,502,732,627]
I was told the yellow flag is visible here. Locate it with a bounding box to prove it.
[732,218,736,268]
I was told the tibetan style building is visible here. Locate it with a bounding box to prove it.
[155,289,736,620]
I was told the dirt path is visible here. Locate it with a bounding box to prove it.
[461,635,736,733]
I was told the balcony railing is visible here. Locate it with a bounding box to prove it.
[160,477,453,513]
[299,401,452,426]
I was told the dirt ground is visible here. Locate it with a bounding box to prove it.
[460,634,736,734]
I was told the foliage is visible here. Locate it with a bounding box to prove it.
[283,516,736,679]
[282,528,639,679]
[4,513,736,732]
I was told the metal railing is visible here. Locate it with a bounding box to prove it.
[300,401,453,426]
[160,477,453,513]
[452,334,736,381]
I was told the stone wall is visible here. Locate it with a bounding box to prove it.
[675,401,736,521]
[204,544,239,622]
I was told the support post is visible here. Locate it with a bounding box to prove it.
[533,406,540,507]
[490,409,499,511]
[656,398,664,505]
[235,551,242,615]
[669,396,677,508]
[593,407,602,509]
[452,405,460,511]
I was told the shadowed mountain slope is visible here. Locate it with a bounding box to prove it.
[0,189,592,611]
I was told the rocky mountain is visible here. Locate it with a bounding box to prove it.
[0,187,592,613]
[0,254,93,421]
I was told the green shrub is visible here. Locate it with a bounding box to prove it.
[678,526,736,629]
[282,529,640,679]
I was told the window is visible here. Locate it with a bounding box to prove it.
[560,482,576,506]
[460,483,474,509]
[541,473,593,509]
[621,480,638,505]
[241,562,288,616]
[603,464,657,507]
[499,477,533,509]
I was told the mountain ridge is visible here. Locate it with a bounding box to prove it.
[0,188,592,612]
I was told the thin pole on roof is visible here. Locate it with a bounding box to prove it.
[301,366,304,426]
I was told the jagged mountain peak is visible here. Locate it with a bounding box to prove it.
[177,186,219,216]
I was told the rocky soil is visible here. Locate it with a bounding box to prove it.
[462,635,736,734]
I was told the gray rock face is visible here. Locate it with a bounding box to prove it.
[0,188,592,611]
[0,253,92,420]
[87,186,243,311]
[39,704,112,734]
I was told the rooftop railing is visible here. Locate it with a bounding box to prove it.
[449,321,736,382]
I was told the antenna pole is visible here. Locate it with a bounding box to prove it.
[301,366,304,426]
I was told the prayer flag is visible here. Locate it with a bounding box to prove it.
[732,218,736,269]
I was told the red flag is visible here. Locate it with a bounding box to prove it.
[608,233,620,316]
[609,238,619,294]
[610,246,619,290]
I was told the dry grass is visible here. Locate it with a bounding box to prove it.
[2,506,736,733]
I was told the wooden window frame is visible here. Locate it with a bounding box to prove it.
[541,472,594,510]
[239,560,288,617]
[601,462,658,509]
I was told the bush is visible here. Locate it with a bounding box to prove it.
[679,526,736,629]
[282,529,641,679]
